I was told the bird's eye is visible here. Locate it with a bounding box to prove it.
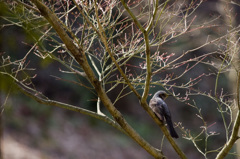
[160,94,166,98]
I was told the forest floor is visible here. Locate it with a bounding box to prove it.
[2,109,151,159]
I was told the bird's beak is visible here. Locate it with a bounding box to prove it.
[165,94,172,99]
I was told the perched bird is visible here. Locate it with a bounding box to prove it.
[149,90,179,138]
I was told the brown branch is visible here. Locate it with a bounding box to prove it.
[14,80,125,133]
[141,101,187,159]
[216,72,240,159]
[92,1,141,99]
[0,107,2,159]
[118,0,151,101]
[72,0,141,100]
[14,0,39,12]
[119,1,187,158]
[30,0,164,158]
[119,0,145,33]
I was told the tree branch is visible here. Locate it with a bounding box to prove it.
[72,0,141,100]
[216,72,240,159]
[119,0,145,33]
[119,1,187,158]
[30,0,164,158]
[15,79,125,133]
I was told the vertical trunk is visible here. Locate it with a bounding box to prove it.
[218,1,240,156]
[0,81,3,159]
[0,111,2,159]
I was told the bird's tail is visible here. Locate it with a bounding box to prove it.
[165,116,179,138]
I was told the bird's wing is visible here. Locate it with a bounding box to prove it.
[150,98,164,121]
[160,101,171,116]
[160,101,179,138]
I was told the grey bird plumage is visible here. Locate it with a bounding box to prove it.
[149,90,179,138]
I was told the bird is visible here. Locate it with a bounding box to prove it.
[149,90,179,138]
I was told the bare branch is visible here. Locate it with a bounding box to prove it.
[29,0,164,158]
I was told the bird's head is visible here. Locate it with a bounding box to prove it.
[154,90,172,99]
